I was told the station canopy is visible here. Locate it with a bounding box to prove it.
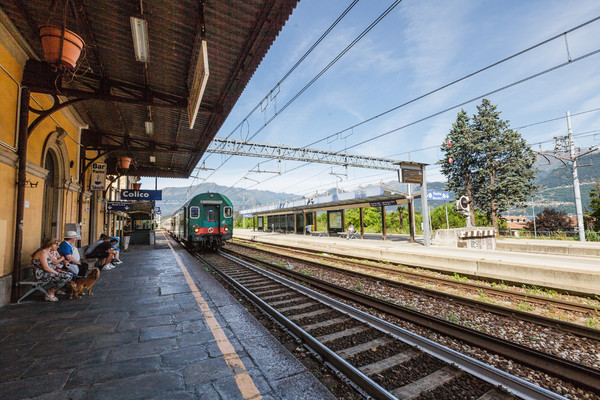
[1,0,298,177]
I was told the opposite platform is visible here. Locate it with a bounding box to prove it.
[234,229,600,295]
[0,232,335,400]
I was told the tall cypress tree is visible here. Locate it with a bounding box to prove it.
[589,180,600,231]
[439,99,537,231]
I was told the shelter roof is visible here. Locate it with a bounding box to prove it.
[1,0,298,177]
[240,186,420,216]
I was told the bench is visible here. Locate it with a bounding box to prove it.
[337,231,358,239]
[79,245,100,267]
[310,231,327,237]
[16,268,52,303]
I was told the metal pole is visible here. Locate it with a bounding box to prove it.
[532,199,537,238]
[421,166,431,246]
[445,202,449,229]
[11,87,30,303]
[567,111,586,242]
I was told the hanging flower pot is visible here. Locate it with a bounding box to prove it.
[117,156,132,169]
[39,25,84,70]
[132,183,141,190]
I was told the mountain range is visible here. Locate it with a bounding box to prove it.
[155,152,600,217]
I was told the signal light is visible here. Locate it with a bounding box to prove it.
[446,140,451,147]
[448,157,453,164]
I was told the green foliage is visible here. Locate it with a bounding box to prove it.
[430,205,465,230]
[585,230,600,242]
[527,207,573,232]
[589,180,600,231]
[439,99,537,230]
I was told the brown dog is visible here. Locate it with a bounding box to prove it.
[68,268,100,299]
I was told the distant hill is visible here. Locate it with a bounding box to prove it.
[156,183,298,217]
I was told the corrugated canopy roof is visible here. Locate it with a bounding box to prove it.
[1,0,298,177]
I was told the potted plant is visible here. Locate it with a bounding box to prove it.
[132,182,141,190]
[117,156,132,169]
[39,25,84,70]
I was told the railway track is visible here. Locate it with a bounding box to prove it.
[200,251,567,400]
[231,239,600,318]
[218,246,600,397]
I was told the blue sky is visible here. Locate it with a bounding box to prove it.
[144,0,600,199]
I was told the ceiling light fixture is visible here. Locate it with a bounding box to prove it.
[187,40,209,129]
[145,120,154,135]
[149,155,156,163]
[130,16,149,62]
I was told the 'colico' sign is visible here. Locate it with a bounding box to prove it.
[120,190,162,200]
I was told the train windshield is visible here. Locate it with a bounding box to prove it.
[189,206,200,219]
[224,206,232,218]
[207,209,215,221]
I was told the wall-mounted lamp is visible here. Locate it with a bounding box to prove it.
[149,155,156,163]
[69,160,75,168]
[130,16,149,62]
[145,120,154,135]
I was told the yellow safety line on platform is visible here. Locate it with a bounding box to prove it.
[165,234,262,400]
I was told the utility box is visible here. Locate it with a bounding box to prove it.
[432,227,496,250]
[63,223,81,239]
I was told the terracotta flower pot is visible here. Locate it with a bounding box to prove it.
[132,183,141,190]
[118,156,132,169]
[39,25,84,70]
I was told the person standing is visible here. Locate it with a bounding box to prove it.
[123,221,132,251]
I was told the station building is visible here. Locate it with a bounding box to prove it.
[0,1,298,306]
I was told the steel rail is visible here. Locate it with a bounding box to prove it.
[232,239,600,315]
[227,243,600,340]
[198,254,397,400]
[223,249,600,395]
[214,251,567,400]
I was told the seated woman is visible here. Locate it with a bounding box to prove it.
[32,238,73,301]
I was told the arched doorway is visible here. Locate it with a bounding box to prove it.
[42,149,60,239]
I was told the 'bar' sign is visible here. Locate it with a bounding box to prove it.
[120,190,162,200]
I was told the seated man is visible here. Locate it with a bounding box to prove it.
[58,231,88,277]
[110,236,123,265]
[85,234,107,258]
[88,236,118,270]
[346,223,355,239]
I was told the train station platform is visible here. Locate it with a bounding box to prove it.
[0,232,335,400]
[234,229,600,296]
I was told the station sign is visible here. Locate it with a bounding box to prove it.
[427,190,451,201]
[90,162,107,190]
[107,201,131,212]
[399,168,423,184]
[120,190,162,200]
[369,200,398,207]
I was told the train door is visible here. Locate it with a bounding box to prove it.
[203,204,220,234]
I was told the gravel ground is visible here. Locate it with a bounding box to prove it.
[226,244,600,400]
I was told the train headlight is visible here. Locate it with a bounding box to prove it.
[194,225,200,234]
[224,226,229,232]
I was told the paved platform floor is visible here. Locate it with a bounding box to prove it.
[0,233,335,400]
[234,229,600,295]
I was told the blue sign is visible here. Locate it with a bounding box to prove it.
[107,201,131,212]
[120,190,162,200]
[154,207,161,215]
[427,190,451,201]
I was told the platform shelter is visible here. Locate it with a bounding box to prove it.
[240,185,423,242]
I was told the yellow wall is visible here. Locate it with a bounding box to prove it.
[0,162,16,276]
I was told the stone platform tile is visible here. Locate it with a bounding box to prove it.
[0,370,71,400]
[65,355,161,388]
[85,371,185,400]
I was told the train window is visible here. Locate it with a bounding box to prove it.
[190,206,200,219]
[207,209,215,221]
[224,206,232,218]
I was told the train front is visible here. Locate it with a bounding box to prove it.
[189,193,233,250]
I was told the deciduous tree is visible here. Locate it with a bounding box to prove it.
[526,207,573,232]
